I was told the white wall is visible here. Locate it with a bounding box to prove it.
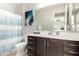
[0,3,16,13]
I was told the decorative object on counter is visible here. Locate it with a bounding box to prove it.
[25,10,33,26]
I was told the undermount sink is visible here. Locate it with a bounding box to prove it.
[48,31,60,36]
[33,31,40,34]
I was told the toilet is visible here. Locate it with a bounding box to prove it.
[15,42,27,56]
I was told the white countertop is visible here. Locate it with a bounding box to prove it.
[27,32,79,41]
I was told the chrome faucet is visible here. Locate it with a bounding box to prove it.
[56,31,60,35]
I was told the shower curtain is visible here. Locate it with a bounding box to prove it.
[0,10,22,54]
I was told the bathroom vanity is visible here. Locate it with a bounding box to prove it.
[26,3,79,56]
[27,33,79,56]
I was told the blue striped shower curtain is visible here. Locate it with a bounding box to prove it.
[0,10,22,54]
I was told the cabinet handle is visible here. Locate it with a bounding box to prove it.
[29,53,32,55]
[69,51,78,54]
[47,42,49,47]
[29,47,32,50]
[29,42,33,44]
[64,54,71,56]
[44,41,46,47]
[29,37,32,40]
[64,54,67,56]
[69,44,78,47]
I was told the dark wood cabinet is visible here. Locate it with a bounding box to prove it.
[36,37,46,56]
[47,39,64,56]
[64,40,79,56]
[27,36,79,56]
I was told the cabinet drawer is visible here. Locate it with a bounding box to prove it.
[27,50,35,56]
[64,51,79,56]
[28,41,35,45]
[64,54,72,56]
[64,40,79,48]
[28,44,35,51]
[64,47,79,53]
[64,40,79,56]
[28,36,35,41]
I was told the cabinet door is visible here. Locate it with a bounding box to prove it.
[58,39,64,56]
[47,39,64,56]
[36,37,47,56]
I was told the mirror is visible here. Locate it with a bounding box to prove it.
[73,3,79,31]
[35,3,79,32]
[66,3,75,31]
[35,3,67,31]
[54,13,65,31]
[69,3,79,32]
[54,4,67,31]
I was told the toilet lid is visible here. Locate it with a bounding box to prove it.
[15,42,27,48]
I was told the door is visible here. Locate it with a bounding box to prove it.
[36,37,47,56]
[47,39,64,56]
